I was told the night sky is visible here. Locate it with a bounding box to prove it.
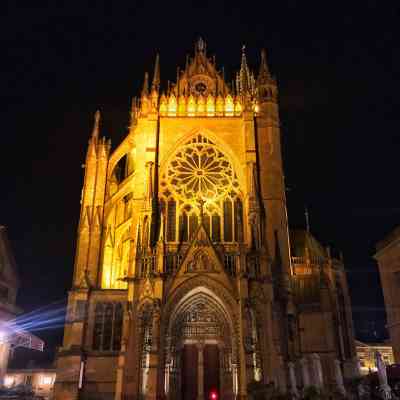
[1,1,399,365]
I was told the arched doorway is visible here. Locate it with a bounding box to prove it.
[163,287,238,400]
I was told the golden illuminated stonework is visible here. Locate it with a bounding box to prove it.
[55,38,359,400]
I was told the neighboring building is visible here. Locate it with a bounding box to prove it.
[0,226,44,385]
[0,226,21,383]
[375,226,400,363]
[355,340,395,375]
[4,367,56,399]
[54,39,358,400]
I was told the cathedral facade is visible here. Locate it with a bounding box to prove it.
[54,40,358,400]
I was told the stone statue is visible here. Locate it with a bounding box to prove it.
[375,351,392,399]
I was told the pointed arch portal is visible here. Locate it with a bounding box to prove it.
[162,286,238,400]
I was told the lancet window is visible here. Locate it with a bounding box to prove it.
[92,302,124,351]
[160,135,243,244]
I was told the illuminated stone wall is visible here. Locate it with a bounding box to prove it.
[54,39,357,400]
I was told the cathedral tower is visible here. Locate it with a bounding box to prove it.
[54,39,357,400]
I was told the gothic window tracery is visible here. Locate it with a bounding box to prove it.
[92,302,124,351]
[161,135,242,245]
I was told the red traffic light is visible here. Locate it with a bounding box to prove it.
[210,390,218,400]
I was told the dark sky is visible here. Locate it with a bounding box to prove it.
[1,1,399,364]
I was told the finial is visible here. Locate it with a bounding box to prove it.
[151,53,160,91]
[142,72,149,97]
[92,110,100,138]
[197,37,206,53]
[305,206,310,233]
[258,48,270,82]
[130,97,137,125]
[326,246,331,259]
[240,46,250,95]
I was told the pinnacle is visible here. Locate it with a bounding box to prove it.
[151,53,160,91]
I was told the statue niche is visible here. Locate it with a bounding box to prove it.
[186,250,216,273]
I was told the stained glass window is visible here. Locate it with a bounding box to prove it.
[223,199,233,242]
[212,214,221,242]
[234,198,244,242]
[167,200,176,242]
[179,213,188,242]
[92,302,124,352]
[162,136,239,208]
[189,214,198,239]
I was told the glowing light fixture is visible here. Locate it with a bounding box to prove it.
[167,95,177,116]
[4,376,14,387]
[41,375,53,385]
[225,95,234,116]
[207,95,215,116]
[187,95,196,116]
[210,390,218,400]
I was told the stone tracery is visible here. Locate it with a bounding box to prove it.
[161,135,240,214]
[160,134,244,245]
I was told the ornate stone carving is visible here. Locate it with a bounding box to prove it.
[186,251,216,273]
[161,135,240,213]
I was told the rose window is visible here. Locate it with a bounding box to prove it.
[163,136,239,206]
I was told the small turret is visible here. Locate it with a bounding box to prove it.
[256,49,276,102]
[92,110,100,139]
[151,54,160,92]
[257,49,270,84]
[141,72,149,98]
[195,37,206,54]
[141,72,150,114]
[87,110,100,159]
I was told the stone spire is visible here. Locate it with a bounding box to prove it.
[305,206,310,233]
[91,110,100,139]
[196,37,206,54]
[258,48,270,83]
[141,72,149,97]
[87,110,100,159]
[239,45,250,94]
[151,54,160,92]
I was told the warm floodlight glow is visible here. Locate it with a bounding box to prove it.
[41,375,53,385]
[187,95,196,116]
[178,96,186,115]
[167,95,177,116]
[197,95,206,115]
[207,95,215,116]
[234,99,242,115]
[4,376,14,387]
[225,95,234,115]
[216,95,224,115]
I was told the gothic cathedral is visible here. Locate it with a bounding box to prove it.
[54,39,358,400]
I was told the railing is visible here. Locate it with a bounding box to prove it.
[291,255,326,266]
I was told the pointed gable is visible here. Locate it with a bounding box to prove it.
[166,222,235,296]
